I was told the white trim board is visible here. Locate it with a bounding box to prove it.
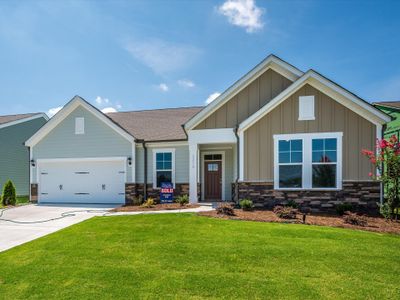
[200,151,226,201]
[0,113,48,130]
[25,96,135,147]
[184,55,303,130]
[239,70,391,133]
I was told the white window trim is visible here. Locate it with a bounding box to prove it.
[75,117,85,135]
[299,95,315,120]
[273,132,343,191]
[152,148,176,189]
[200,151,226,201]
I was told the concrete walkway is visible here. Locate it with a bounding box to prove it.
[0,204,215,252]
[0,204,116,252]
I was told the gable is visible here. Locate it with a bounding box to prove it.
[195,69,293,129]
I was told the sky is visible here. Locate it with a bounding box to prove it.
[0,0,399,117]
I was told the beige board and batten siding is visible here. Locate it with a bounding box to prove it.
[244,84,375,181]
[195,69,292,129]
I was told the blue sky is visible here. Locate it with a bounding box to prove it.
[0,0,399,116]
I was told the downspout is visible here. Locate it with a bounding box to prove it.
[234,126,240,204]
[380,124,387,205]
[142,140,148,201]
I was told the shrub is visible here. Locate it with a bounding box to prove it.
[273,206,297,219]
[2,180,16,206]
[132,195,143,206]
[216,203,235,216]
[335,203,353,216]
[141,197,155,208]
[343,212,368,227]
[239,199,253,211]
[175,194,189,206]
[286,199,299,208]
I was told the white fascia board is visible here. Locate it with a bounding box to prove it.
[184,55,303,131]
[25,96,135,147]
[239,70,391,133]
[139,141,188,148]
[0,113,48,130]
[188,128,237,145]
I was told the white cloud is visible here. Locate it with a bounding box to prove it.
[178,79,195,88]
[47,106,63,117]
[218,0,264,33]
[158,83,169,92]
[101,107,118,113]
[205,92,221,104]
[124,38,202,74]
[95,96,110,105]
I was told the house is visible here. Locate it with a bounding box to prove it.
[25,55,391,213]
[373,101,400,139]
[0,113,48,196]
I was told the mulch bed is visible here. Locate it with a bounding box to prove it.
[112,203,200,212]
[199,209,400,235]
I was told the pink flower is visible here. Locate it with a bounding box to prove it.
[368,172,373,177]
[379,139,388,149]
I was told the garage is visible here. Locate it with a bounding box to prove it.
[37,158,126,204]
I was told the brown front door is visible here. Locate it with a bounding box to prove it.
[204,161,222,200]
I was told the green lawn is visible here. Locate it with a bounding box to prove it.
[0,214,399,299]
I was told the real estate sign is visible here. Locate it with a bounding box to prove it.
[160,182,174,203]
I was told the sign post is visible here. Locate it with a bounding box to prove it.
[160,182,174,203]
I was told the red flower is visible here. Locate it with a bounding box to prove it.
[379,139,388,149]
[361,149,374,156]
[368,172,373,177]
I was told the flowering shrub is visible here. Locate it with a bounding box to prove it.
[362,135,400,220]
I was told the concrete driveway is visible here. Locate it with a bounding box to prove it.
[0,204,117,252]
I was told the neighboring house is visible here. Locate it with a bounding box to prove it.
[0,113,48,196]
[25,55,391,213]
[373,101,400,139]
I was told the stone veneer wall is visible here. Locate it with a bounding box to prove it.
[234,181,381,215]
[125,183,197,204]
[30,183,38,202]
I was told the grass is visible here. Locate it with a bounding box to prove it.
[0,214,399,299]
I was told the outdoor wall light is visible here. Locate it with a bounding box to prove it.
[128,157,132,166]
[30,159,35,167]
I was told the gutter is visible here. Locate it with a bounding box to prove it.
[234,126,240,204]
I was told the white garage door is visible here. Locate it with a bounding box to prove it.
[38,158,126,204]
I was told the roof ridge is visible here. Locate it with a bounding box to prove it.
[0,112,45,118]
[107,106,204,114]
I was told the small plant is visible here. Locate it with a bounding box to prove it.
[286,199,299,208]
[175,194,189,206]
[132,195,143,206]
[379,202,391,220]
[273,206,297,219]
[239,199,253,211]
[343,212,368,227]
[216,203,235,216]
[335,203,353,216]
[2,180,16,206]
[141,197,155,208]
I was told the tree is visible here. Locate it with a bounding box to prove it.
[362,135,400,220]
[2,180,16,206]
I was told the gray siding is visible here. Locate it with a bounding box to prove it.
[32,106,133,182]
[244,84,376,181]
[135,145,189,184]
[0,117,47,195]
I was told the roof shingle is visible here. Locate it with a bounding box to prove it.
[0,113,42,126]
[373,101,400,110]
[107,106,203,141]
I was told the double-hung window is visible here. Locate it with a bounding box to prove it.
[274,133,342,190]
[153,149,175,188]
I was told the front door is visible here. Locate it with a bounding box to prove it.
[204,161,222,200]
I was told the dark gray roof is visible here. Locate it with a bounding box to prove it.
[107,106,203,141]
[373,101,400,110]
[0,113,41,126]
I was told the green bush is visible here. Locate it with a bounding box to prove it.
[379,202,391,220]
[335,203,353,216]
[239,199,253,211]
[286,199,299,208]
[2,180,16,206]
[132,195,143,206]
[175,194,189,206]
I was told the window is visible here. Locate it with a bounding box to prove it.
[153,149,175,188]
[204,154,222,160]
[75,117,85,134]
[278,139,303,188]
[274,133,342,190]
[299,96,315,120]
[312,138,337,188]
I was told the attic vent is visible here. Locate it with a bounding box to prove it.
[299,96,315,121]
[75,117,85,134]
